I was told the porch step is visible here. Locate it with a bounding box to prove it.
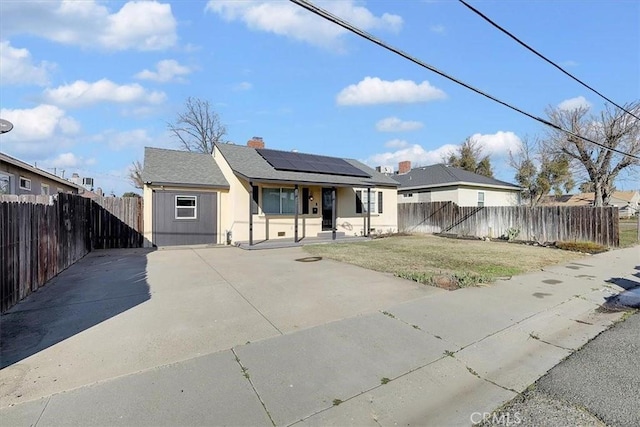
[316,231,346,239]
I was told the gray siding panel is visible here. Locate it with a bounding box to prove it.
[153,190,217,246]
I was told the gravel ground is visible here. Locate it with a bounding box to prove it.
[480,310,640,427]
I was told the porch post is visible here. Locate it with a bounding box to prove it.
[331,187,337,240]
[249,181,254,246]
[367,187,371,237]
[294,185,299,242]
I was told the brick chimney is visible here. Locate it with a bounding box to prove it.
[398,160,411,174]
[247,136,265,149]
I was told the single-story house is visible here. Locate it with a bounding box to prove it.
[542,191,640,217]
[394,161,521,207]
[0,151,83,195]
[142,138,399,247]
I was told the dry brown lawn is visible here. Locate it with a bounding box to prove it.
[304,234,583,289]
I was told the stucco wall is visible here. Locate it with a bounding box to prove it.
[213,149,397,242]
[399,186,520,207]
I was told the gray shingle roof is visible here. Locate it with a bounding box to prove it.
[142,147,229,188]
[216,143,398,187]
[394,164,520,190]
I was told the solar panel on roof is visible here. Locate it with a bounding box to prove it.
[256,148,371,178]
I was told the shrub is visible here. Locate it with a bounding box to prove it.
[555,241,608,254]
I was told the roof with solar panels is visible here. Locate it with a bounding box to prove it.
[216,142,398,188]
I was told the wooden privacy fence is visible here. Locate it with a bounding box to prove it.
[0,194,143,313]
[398,202,619,247]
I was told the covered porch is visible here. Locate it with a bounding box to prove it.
[246,182,377,247]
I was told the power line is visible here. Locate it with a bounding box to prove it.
[287,0,639,161]
[458,0,640,121]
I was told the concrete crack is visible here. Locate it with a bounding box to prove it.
[34,396,51,426]
[193,250,283,335]
[231,348,276,427]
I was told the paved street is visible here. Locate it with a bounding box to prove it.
[483,311,639,427]
[0,244,637,426]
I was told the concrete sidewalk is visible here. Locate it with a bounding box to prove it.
[1,246,637,426]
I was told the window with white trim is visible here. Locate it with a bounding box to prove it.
[175,195,197,219]
[41,184,50,195]
[356,189,376,213]
[478,191,485,207]
[19,177,31,191]
[262,187,296,214]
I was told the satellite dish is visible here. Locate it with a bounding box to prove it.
[0,119,13,134]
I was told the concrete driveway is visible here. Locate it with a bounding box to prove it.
[0,245,439,409]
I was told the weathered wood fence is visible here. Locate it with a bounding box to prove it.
[0,194,143,313]
[398,202,619,247]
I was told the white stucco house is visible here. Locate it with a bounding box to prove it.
[142,138,399,247]
[394,162,521,207]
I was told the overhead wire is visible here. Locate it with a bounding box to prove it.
[457,0,640,121]
[287,0,640,161]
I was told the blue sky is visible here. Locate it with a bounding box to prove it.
[1,0,638,196]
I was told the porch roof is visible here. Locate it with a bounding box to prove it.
[216,143,398,188]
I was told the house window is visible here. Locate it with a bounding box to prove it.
[403,193,413,198]
[57,188,64,193]
[19,177,31,191]
[356,189,376,213]
[478,191,485,207]
[0,173,11,194]
[175,195,197,219]
[41,184,50,195]
[262,188,296,214]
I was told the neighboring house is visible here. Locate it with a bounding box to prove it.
[542,191,640,217]
[0,152,83,195]
[142,138,399,247]
[394,161,521,207]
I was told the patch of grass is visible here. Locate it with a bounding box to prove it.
[380,377,391,385]
[444,350,455,357]
[332,399,343,406]
[619,218,639,248]
[304,235,581,289]
[555,241,608,254]
[381,311,396,319]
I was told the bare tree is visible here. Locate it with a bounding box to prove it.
[543,101,640,206]
[128,160,144,189]
[168,97,227,154]
[509,138,574,206]
[446,136,494,178]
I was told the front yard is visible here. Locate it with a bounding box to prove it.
[304,235,583,290]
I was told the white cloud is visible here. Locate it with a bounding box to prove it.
[430,24,445,34]
[367,131,521,171]
[91,129,155,151]
[558,96,591,111]
[0,104,80,155]
[233,81,253,91]
[135,59,192,83]
[376,117,423,132]
[367,143,459,170]
[1,1,177,51]
[469,131,522,157]
[0,104,79,142]
[0,41,53,86]
[384,139,409,148]
[206,0,402,51]
[43,79,166,108]
[44,152,96,169]
[561,60,578,67]
[337,77,446,106]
